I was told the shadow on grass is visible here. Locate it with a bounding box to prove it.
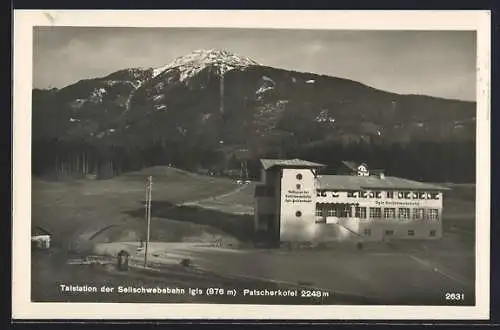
[126,201,255,242]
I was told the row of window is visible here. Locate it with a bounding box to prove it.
[317,190,441,200]
[315,207,439,220]
[363,228,437,237]
[316,208,353,218]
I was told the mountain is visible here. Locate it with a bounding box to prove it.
[32,49,476,182]
[151,48,260,81]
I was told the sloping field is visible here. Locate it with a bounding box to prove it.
[31,166,242,252]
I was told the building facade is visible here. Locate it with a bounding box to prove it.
[254,158,448,245]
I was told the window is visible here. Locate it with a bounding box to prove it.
[384,208,396,219]
[296,173,303,180]
[430,192,440,200]
[386,191,394,199]
[398,208,410,219]
[413,208,425,220]
[428,209,439,221]
[398,191,412,199]
[317,190,327,197]
[355,207,367,219]
[369,207,382,219]
[363,228,371,236]
[408,229,415,236]
[295,211,302,217]
[315,208,323,217]
[339,206,352,218]
[430,230,436,237]
[327,208,338,217]
[385,230,394,236]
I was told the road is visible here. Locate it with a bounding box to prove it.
[31,248,376,305]
[91,240,475,306]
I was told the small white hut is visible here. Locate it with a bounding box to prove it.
[31,226,52,249]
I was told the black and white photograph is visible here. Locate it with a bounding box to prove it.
[13,10,491,320]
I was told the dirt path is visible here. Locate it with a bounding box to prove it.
[180,184,254,215]
[181,184,248,206]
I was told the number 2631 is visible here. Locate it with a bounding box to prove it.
[445,293,465,301]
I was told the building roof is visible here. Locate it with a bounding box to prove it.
[32,225,52,236]
[260,158,326,170]
[317,175,449,191]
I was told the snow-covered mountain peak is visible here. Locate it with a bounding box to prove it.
[152,48,260,81]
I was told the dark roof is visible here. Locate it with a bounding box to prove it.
[260,158,326,170]
[317,175,449,191]
[32,225,52,236]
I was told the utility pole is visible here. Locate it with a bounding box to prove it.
[144,176,152,267]
[220,72,224,114]
[240,159,249,181]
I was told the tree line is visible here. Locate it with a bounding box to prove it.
[32,137,475,184]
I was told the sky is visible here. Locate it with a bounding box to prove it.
[33,27,476,101]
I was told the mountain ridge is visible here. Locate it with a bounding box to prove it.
[32,48,476,182]
[35,48,474,104]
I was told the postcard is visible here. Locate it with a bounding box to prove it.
[12,9,491,320]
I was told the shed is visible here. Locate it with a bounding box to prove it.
[31,226,52,249]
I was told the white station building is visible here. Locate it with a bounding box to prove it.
[254,158,449,245]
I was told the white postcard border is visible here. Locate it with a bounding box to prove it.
[12,9,491,320]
